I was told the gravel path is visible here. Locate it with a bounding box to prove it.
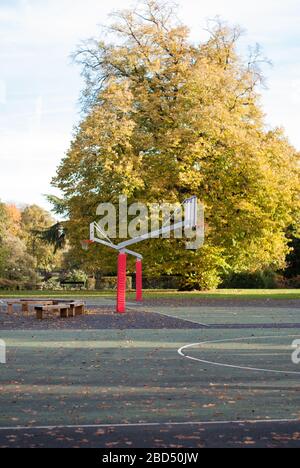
[1,298,299,330]
[0,306,203,330]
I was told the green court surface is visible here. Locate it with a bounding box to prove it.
[0,329,300,426]
[148,306,300,325]
[1,300,300,447]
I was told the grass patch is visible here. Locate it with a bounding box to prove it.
[0,290,114,299]
[128,289,300,300]
[1,289,300,300]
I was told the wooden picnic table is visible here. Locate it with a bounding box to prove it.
[6,300,54,314]
[35,301,85,320]
[4,299,86,318]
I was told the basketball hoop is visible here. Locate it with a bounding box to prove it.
[80,240,94,251]
[87,195,203,313]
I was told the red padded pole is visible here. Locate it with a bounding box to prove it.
[136,259,143,303]
[117,253,127,314]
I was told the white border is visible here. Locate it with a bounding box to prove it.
[0,418,299,432]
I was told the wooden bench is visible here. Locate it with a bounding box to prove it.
[60,281,85,290]
[69,301,85,317]
[53,301,85,316]
[7,300,53,314]
[6,300,22,314]
[35,304,71,320]
[21,300,54,313]
[35,301,85,320]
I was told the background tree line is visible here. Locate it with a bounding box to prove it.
[0,196,299,290]
[0,201,64,289]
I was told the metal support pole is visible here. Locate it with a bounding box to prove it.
[136,259,143,303]
[117,252,127,314]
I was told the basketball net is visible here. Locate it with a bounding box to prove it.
[80,240,94,251]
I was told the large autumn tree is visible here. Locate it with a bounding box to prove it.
[52,0,300,288]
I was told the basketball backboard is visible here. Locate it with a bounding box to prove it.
[183,196,198,229]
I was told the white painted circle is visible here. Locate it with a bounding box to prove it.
[178,334,300,375]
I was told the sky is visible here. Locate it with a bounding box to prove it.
[0,0,299,213]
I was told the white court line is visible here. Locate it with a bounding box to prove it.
[178,334,300,375]
[228,353,287,357]
[0,418,299,432]
[141,307,210,328]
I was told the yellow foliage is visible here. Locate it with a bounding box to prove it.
[52,1,300,288]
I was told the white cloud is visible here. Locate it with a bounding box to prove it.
[0,0,126,50]
[0,129,69,210]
